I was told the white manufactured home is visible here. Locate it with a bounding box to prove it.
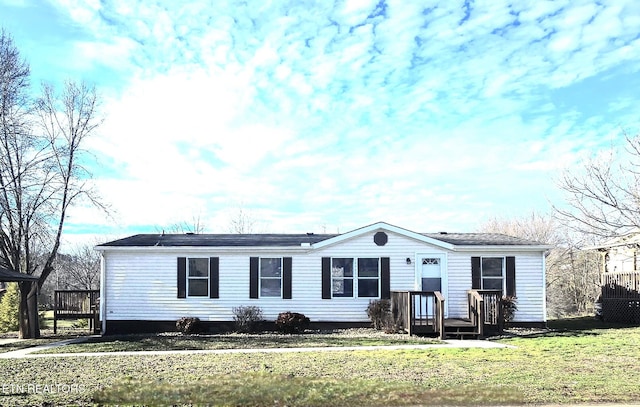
[96,222,550,335]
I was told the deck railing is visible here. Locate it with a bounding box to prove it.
[600,271,640,322]
[54,290,100,334]
[390,291,445,338]
[602,271,640,299]
[467,290,485,337]
[468,289,503,336]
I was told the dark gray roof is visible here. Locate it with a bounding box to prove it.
[0,267,39,282]
[422,233,546,246]
[98,232,546,248]
[99,233,340,247]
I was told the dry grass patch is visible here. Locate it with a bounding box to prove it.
[35,328,440,354]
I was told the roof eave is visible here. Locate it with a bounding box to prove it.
[95,245,314,253]
[453,244,554,252]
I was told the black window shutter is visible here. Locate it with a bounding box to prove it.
[506,256,516,296]
[250,257,259,299]
[381,257,390,299]
[283,257,292,299]
[321,257,331,299]
[209,257,219,299]
[471,257,481,289]
[177,257,186,298]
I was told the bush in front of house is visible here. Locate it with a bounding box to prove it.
[0,283,19,333]
[232,305,264,333]
[501,296,518,323]
[275,311,310,334]
[366,299,391,330]
[176,317,201,335]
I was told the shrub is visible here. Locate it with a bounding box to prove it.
[176,317,201,335]
[275,311,310,334]
[72,318,89,329]
[501,296,518,323]
[0,283,19,333]
[232,306,263,333]
[366,299,391,330]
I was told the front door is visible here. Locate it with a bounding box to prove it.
[421,257,442,291]
[416,254,448,318]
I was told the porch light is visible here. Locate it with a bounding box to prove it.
[406,257,412,265]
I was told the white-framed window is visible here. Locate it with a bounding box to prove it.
[481,257,505,292]
[188,258,209,297]
[260,257,282,297]
[331,257,380,298]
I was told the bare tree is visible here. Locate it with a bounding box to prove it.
[228,207,256,234]
[56,244,100,290]
[158,215,206,234]
[556,134,640,237]
[0,30,102,337]
[479,211,559,244]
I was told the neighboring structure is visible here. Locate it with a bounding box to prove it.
[95,222,551,335]
[590,233,640,323]
[0,266,40,304]
[0,266,40,283]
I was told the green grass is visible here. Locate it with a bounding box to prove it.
[35,330,439,354]
[0,318,638,406]
[94,373,523,406]
[40,310,90,330]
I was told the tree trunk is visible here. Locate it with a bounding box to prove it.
[27,282,39,338]
[18,281,31,339]
[17,281,40,339]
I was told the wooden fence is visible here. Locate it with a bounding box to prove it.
[54,290,100,334]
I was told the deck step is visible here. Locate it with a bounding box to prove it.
[443,318,480,339]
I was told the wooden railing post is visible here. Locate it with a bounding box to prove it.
[53,293,58,334]
[497,297,504,332]
[408,292,414,336]
[477,296,484,338]
[435,291,445,340]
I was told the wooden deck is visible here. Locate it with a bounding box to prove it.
[54,290,100,334]
[391,290,503,339]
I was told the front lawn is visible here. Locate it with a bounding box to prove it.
[35,328,439,354]
[0,318,638,406]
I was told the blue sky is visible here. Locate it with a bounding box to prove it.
[1,0,639,244]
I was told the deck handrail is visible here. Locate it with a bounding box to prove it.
[467,290,484,337]
[477,290,503,329]
[601,271,640,299]
[390,290,445,337]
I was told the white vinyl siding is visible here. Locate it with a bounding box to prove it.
[101,230,547,324]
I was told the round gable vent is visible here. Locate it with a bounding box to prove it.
[374,231,388,246]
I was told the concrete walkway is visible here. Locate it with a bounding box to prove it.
[0,337,514,359]
[0,336,91,359]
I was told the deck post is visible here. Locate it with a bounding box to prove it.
[53,298,57,335]
[477,296,484,338]
[435,292,445,340]
[408,292,414,336]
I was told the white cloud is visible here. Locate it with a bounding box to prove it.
[23,0,640,237]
